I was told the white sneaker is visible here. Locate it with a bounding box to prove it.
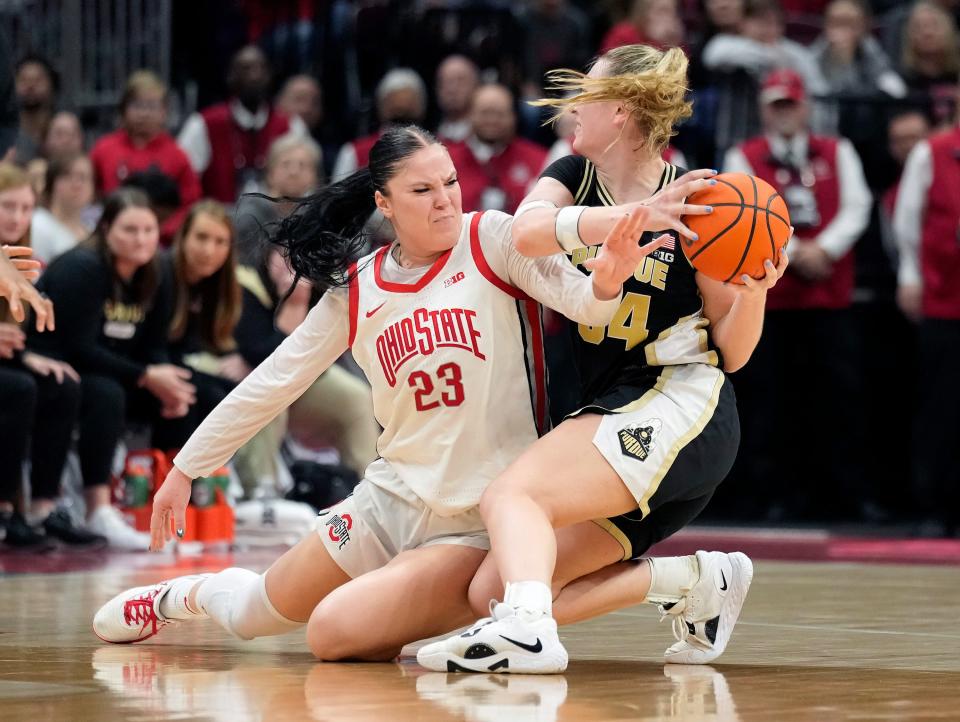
[93,581,174,643]
[661,551,753,665]
[417,603,568,674]
[87,505,151,551]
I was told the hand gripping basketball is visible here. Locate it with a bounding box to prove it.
[680,173,793,284]
[638,168,719,240]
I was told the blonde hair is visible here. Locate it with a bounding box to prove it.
[120,69,167,113]
[532,44,692,154]
[902,1,960,77]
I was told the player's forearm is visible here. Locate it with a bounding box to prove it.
[512,206,635,257]
[711,295,766,373]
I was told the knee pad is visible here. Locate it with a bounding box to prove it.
[197,567,303,640]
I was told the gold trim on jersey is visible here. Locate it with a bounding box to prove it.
[591,517,633,561]
[577,160,676,208]
[643,312,720,368]
[574,161,595,204]
[636,367,726,517]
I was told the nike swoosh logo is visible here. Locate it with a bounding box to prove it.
[498,634,543,653]
[720,570,728,592]
[365,302,386,318]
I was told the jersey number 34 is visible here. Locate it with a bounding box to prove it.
[579,292,651,350]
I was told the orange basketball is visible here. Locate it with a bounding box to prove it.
[681,173,791,284]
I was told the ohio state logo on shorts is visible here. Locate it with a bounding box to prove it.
[325,513,353,550]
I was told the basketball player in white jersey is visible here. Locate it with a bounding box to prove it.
[419,45,788,673]
[91,126,677,661]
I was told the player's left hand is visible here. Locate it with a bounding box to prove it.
[736,251,789,298]
[586,208,667,299]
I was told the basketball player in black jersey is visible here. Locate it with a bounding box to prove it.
[419,44,789,674]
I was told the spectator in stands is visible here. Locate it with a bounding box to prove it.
[898,1,960,128]
[233,246,378,494]
[235,134,322,264]
[11,54,58,165]
[518,0,592,98]
[42,111,84,159]
[881,109,930,247]
[434,55,480,144]
[0,163,103,549]
[90,71,200,243]
[892,85,960,535]
[30,153,95,265]
[703,0,828,95]
[25,111,85,198]
[331,68,427,181]
[446,83,547,213]
[178,45,306,202]
[276,74,323,138]
[723,69,873,521]
[158,200,244,450]
[30,189,195,549]
[600,0,686,54]
[275,73,335,180]
[812,0,906,98]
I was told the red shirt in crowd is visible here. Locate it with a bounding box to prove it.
[446,139,547,214]
[90,129,202,243]
[91,129,201,201]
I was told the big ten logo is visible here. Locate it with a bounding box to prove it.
[443,271,466,288]
[325,513,353,549]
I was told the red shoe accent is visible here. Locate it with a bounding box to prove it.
[120,587,168,643]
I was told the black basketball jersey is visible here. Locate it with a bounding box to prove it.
[541,155,722,403]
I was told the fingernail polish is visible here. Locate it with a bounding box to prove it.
[709,179,717,185]
[176,528,184,538]
[706,206,713,212]
[692,233,699,240]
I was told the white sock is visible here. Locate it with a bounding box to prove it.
[196,567,302,640]
[158,574,211,620]
[644,555,700,605]
[503,580,553,618]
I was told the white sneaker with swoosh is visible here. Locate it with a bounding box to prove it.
[417,602,568,674]
[661,550,754,664]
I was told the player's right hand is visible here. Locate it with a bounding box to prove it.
[149,466,193,551]
[639,168,717,240]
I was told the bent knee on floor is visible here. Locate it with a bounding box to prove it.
[307,600,393,661]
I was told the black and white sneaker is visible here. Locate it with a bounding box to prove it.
[42,509,108,548]
[417,602,568,674]
[0,510,53,549]
[661,550,753,664]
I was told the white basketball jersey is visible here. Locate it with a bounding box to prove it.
[348,212,547,516]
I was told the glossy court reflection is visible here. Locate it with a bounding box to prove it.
[2,559,960,721]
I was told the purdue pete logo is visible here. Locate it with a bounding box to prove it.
[618,419,662,461]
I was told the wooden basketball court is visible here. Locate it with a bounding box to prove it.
[2,554,958,721]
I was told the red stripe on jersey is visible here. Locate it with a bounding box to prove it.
[373,244,452,293]
[347,261,359,347]
[469,212,529,300]
[524,298,548,434]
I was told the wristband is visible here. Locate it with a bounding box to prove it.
[555,206,588,253]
